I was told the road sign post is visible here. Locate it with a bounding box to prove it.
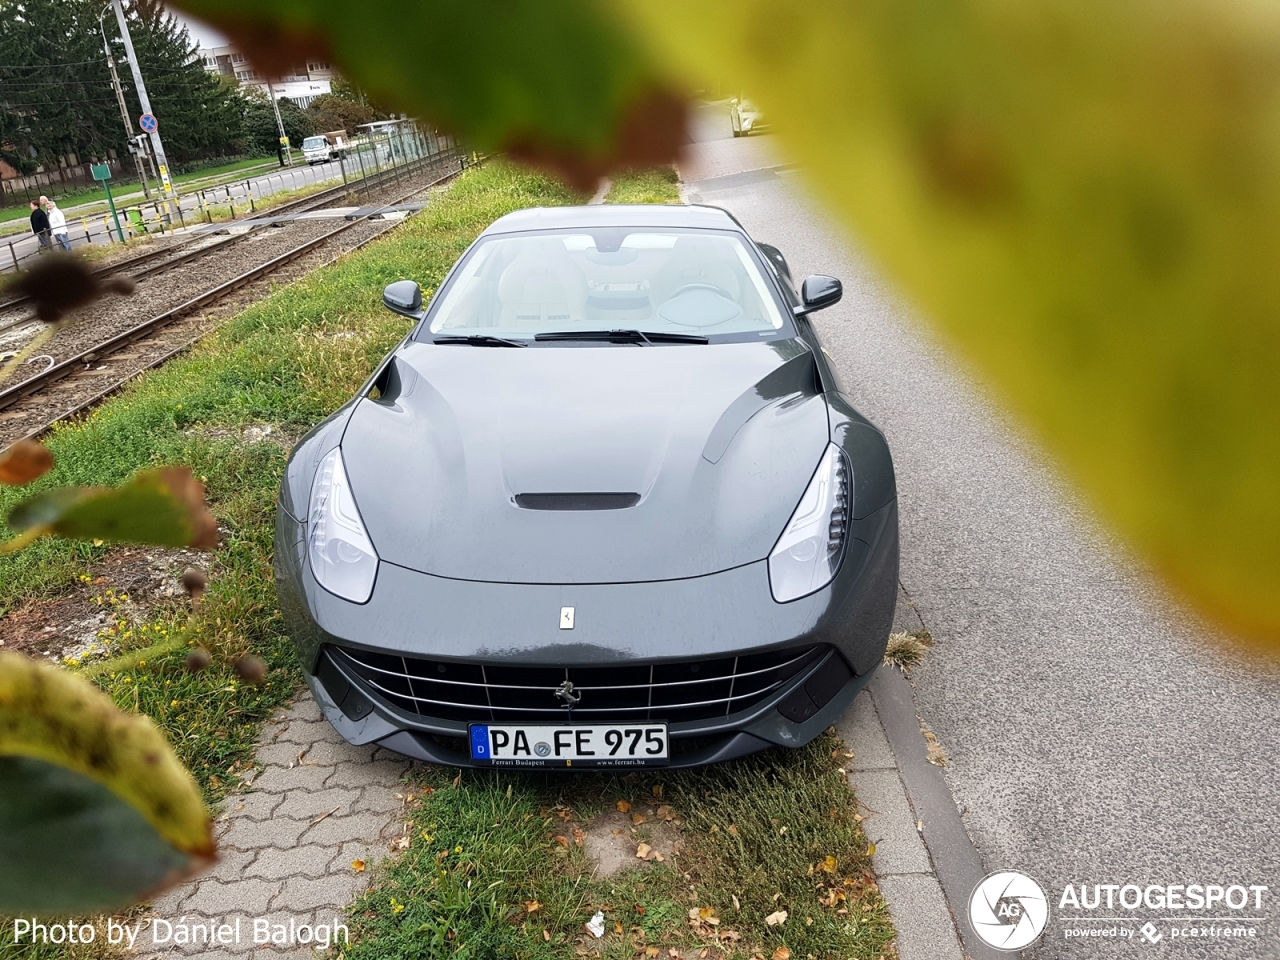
[91,163,124,242]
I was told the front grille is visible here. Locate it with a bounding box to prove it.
[326,644,826,724]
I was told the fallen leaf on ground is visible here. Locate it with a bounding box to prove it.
[616,800,631,813]
[764,910,788,926]
[390,835,409,850]
[732,894,740,911]
[553,834,570,848]
[727,823,739,838]
[525,900,542,914]
[656,804,672,819]
[351,859,366,872]
[651,784,663,797]
[772,949,791,960]
[819,855,837,874]
[636,842,653,860]
[631,812,648,824]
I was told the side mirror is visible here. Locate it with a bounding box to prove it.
[383,280,423,318]
[797,275,842,314]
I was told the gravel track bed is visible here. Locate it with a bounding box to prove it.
[0,161,453,340]
[0,220,341,363]
[0,165,457,448]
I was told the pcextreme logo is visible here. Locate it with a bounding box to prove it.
[969,871,1051,950]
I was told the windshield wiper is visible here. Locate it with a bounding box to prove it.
[433,334,527,347]
[534,329,708,345]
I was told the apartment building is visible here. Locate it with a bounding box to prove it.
[197,43,333,108]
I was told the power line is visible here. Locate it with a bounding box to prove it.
[0,58,109,69]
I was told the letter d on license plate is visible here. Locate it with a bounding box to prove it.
[469,723,668,767]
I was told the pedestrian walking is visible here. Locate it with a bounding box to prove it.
[46,200,71,253]
[29,200,51,253]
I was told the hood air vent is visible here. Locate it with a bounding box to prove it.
[514,492,641,511]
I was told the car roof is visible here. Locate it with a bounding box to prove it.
[482,203,742,236]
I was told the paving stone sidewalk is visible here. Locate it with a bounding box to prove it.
[142,693,418,959]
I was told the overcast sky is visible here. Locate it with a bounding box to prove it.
[170,7,228,49]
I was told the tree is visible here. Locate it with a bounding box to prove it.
[305,93,373,136]
[237,87,312,154]
[0,0,245,179]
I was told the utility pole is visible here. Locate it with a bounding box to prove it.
[111,0,178,217]
[98,4,150,198]
[267,82,293,166]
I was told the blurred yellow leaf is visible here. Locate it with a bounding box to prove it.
[619,0,1280,646]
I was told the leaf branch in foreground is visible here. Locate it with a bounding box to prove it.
[0,653,214,913]
[3,467,218,553]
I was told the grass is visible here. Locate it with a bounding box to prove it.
[0,162,581,958]
[881,631,933,671]
[345,734,894,960]
[0,159,895,959]
[604,167,682,204]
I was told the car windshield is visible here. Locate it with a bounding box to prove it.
[424,228,788,341]
[302,137,326,148]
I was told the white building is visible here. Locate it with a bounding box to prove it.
[197,43,333,108]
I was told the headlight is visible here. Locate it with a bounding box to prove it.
[308,447,378,603]
[768,443,852,602]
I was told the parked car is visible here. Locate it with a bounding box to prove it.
[275,203,899,770]
[729,97,766,137]
[301,131,347,165]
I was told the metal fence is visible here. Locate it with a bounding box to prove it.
[0,157,128,207]
[3,124,461,273]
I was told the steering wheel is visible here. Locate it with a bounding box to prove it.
[669,282,734,300]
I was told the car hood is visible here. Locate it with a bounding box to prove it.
[341,339,829,584]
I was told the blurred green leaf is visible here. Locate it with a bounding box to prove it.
[4,467,217,551]
[169,0,685,188]
[0,756,199,914]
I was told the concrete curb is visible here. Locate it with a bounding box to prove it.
[868,666,1006,960]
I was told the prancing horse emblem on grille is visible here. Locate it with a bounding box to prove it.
[555,680,581,706]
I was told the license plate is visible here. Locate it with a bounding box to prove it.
[468,723,669,767]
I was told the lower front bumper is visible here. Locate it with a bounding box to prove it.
[304,651,877,770]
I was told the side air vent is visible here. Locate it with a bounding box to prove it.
[514,493,641,511]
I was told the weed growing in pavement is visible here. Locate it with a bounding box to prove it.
[882,630,933,671]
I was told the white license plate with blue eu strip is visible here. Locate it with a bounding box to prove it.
[469,723,669,766]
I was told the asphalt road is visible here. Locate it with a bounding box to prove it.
[684,109,1280,958]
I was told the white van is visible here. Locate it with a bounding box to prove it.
[302,132,348,165]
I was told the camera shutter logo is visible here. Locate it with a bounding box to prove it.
[969,871,1050,950]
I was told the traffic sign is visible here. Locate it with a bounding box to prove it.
[138,113,158,133]
[90,163,112,181]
